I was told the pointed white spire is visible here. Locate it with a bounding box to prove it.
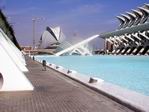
[138,7,149,23]
[132,9,143,25]
[121,14,131,28]
[116,16,125,29]
[126,12,136,26]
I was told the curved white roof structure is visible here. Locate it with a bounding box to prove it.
[116,3,149,29]
[101,3,149,55]
[40,26,65,48]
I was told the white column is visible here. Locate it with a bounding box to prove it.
[106,38,114,44]
[132,33,142,41]
[119,36,127,46]
[120,35,129,42]
[114,36,123,43]
[125,34,139,45]
[139,31,149,40]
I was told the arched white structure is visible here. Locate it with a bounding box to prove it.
[40,26,65,48]
[132,9,143,25]
[102,3,149,55]
[121,14,131,28]
[116,16,125,29]
[126,12,136,27]
[138,7,149,24]
[55,35,99,56]
[0,29,34,91]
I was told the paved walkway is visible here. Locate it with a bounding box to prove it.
[0,57,135,112]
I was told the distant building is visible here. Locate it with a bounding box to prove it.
[39,26,65,49]
[100,3,149,55]
[21,46,33,55]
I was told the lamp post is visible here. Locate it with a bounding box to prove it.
[32,18,35,49]
[32,17,45,50]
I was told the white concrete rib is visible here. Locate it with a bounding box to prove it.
[106,39,114,44]
[114,36,123,43]
[110,37,118,44]
[121,14,131,28]
[138,7,149,23]
[120,35,129,42]
[132,9,143,25]
[139,31,149,40]
[126,12,136,27]
[125,34,139,45]
[132,33,142,41]
[132,48,138,54]
[116,16,125,28]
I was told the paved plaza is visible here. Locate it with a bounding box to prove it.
[0,57,135,112]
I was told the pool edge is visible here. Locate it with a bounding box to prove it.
[34,57,149,112]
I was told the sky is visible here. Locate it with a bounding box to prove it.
[0,0,149,49]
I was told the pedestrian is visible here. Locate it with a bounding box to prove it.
[42,60,46,71]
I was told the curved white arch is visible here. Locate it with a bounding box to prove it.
[126,12,136,27]
[121,14,131,28]
[144,3,149,9]
[55,35,99,56]
[132,9,143,25]
[116,16,125,29]
[138,7,149,23]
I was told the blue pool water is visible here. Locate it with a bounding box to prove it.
[36,55,149,96]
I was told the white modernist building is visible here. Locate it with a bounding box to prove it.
[40,26,96,56]
[100,3,149,55]
[39,26,65,48]
[0,28,34,91]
